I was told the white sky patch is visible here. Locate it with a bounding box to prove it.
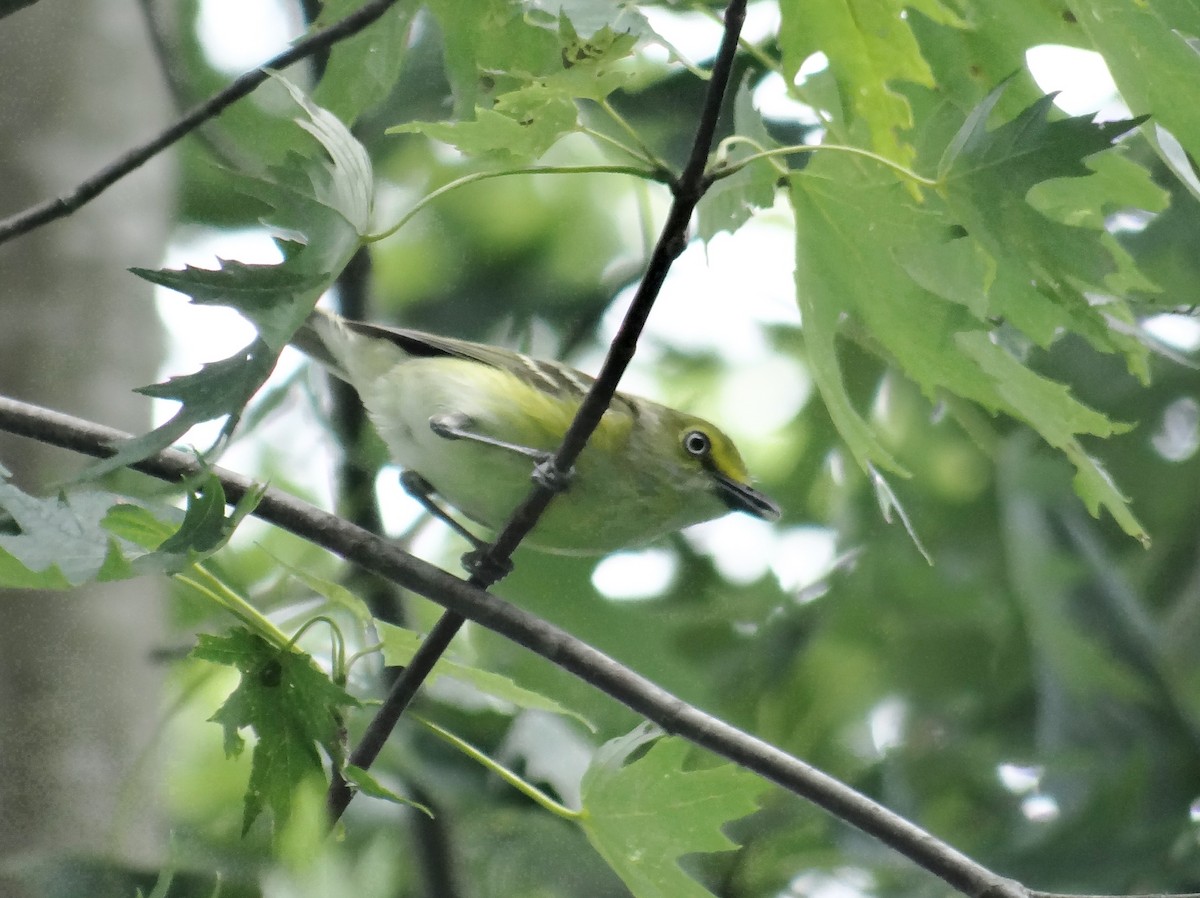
[771,526,838,594]
[797,51,830,80]
[196,0,295,75]
[685,514,778,584]
[1142,313,1200,352]
[603,207,800,367]
[742,1,783,46]
[754,71,824,125]
[374,467,429,537]
[784,869,874,898]
[591,548,678,600]
[1021,793,1061,823]
[152,227,333,500]
[997,762,1043,794]
[640,6,723,66]
[498,711,593,811]
[867,696,907,755]
[639,1,780,67]
[1026,45,1131,120]
[152,227,281,450]
[1151,396,1200,463]
[154,227,279,374]
[714,355,811,435]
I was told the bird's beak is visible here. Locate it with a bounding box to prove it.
[715,473,781,522]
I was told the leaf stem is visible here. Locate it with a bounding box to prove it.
[415,715,581,820]
[713,135,789,175]
[345,640,384,676]
[577,126,657,168]
[288,614,347,680]
[707,142,940,187]
[597,99,673,175]
[175,567,289,649]
[367,163,667,243]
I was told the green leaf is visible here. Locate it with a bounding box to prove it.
[938,87,1152,374]
[342,764,433,817]
[393,101,579,161]
[540,0,656,44]
[398,3,637,161]
[193,628,360,834]
[956,332,1147,545]
[1067,0,1200,169]
[789,89,1153,543]
[133,262,327,352]
[148,474,264,568]
[96,77,370,478]
[88,338,278,478]
[938,89,1136,188]
[698,75,782,242]
[377,620,592,726]
[433,0,546,109]
[276,559,374,625]
[0,470,272,587]
[310,0,418,125]
[0,466,150,588]
[100,502,178,549]
[778,0,963,164]
[424,0,562,115]
[580,726,765,898]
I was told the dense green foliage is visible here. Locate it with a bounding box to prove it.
[3,0,1200,896]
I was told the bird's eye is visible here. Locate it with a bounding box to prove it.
[682,429,711,457]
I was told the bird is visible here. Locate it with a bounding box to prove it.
[292,308,780,555]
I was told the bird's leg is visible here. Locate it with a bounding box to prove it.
[429,412,547,462]
[399,471,487,549]
[428,413,574,493]
[398,471,513,580]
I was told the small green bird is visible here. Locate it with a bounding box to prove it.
[294,309,780,555]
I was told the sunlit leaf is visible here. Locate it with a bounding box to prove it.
[580,725,765,898]
[94,77,370,478]
[194,628,360,834]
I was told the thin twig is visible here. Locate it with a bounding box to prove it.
[0,393,1023,898]
[133,0,246,167]
[705,141,939,187]
[0,0,401,246]
[368,163,663,243]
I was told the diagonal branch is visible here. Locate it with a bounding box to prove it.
[0,0,401,246]
[0,393,1014,898]
[6,395,1200,898]
[325,0,751,823]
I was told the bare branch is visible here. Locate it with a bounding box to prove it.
[0,0,400,246]
[0,392,1023,898]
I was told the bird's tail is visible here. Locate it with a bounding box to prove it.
[291,308,409,388]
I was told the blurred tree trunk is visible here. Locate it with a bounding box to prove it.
[0,1,172,894]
